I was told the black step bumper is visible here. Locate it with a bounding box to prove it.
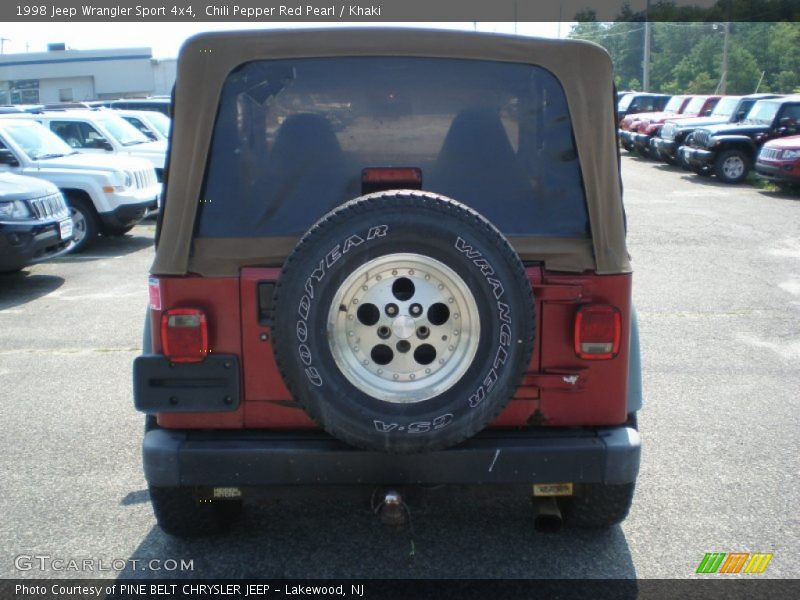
[142,426,641,487]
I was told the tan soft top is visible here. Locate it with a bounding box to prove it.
[152,29,630,276]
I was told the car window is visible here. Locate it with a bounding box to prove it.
[96,115,149,146]
[196,57,590,239]
[664,96,685,112]
[145,112,171,136]
[3,120,74,159]
[778,104,800,125]
[123,116,149,135]
[50,120,104,149]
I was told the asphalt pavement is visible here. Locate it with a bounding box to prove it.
[0,156,798,580]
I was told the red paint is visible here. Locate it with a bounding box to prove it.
[152,276,244,429]
[150,267,631,430]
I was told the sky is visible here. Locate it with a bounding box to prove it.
[1,22,565,59]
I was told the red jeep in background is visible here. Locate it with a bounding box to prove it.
[636,95,721,156]
[133,30,642,538]
[618,94,688,151]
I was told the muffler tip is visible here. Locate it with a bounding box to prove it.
[532,496,563,533]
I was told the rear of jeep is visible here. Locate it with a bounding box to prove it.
[133,30,641,537]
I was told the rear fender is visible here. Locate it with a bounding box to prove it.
[627,306,643,414]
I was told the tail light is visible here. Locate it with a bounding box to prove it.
[161,308,209,363]
[574,305,621,360]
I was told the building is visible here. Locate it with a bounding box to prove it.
[0,47,176,105]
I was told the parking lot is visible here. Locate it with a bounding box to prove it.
[0,154,798,580]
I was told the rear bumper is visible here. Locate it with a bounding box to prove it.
[755,161,800,183]
[142,426,641,487]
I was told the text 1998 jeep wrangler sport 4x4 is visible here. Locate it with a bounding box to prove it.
[133,30,642,537]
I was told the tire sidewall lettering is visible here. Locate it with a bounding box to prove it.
[454,236,515,412]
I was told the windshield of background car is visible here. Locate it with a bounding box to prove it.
[146,112,170,137]
[195,57,590,239]
[684,96,707,114]
[711,96,741,117]
[2,120,74,159]
[618,93,634,111]
[664,96,685,112]
[746,101,780,125]
[97,115,150,146]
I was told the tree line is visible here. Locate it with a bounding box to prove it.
[569,19,800,95]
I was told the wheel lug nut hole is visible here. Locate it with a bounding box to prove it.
[428,302,450,326]
[370,344,393,365]
[416,326,430,339]
[414,344,437,365]
[385,303,399,317]
[377,325,391,339]
[409,303,423,316]
[356,303,380,326]
[392,277,415,301]
[396,340,411,353]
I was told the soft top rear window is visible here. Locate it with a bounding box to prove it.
[196,57,589,238]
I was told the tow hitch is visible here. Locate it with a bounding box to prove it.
[373,489,408,527]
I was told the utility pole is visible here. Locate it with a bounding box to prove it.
[0,37,9,54]
[720,21,730,94]
[643,0,651,91]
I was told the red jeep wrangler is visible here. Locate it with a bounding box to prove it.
[134,29,642,537]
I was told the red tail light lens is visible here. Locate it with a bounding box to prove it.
[574,305,621,360]
[161,308,208,363]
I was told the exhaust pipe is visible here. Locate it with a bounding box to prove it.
[532,496,563,533]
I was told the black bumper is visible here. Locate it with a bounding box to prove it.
[679,146,715,167]
[0,219,72,272]
[142,426,641,487]
[755,161,800,184]
[98,198,157,230]
[631,133,652,151]
[652,137,678,158]
[618,129,636,147]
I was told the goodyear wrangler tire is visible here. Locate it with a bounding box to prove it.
[272,191,535,454]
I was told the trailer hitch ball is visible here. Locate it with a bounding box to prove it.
[378,490,407,527]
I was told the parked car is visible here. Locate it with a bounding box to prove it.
[0,118,160,250]
[652,94,782,165]
[2,110,167,182]
[134,29,642,538]
[755,135,800,186]
[0,172,73,273]
[618,95,689,151]
[617,92,671,123]
[680,95,800,183]
[106,98,171,117]
[111,109,171,142]
[627,95,721,156]
[0,104,44,114]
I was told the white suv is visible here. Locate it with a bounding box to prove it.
[112,109,170,142]
[5,110,167,182]
[0,118,160,250]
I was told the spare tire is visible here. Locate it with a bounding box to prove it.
[272,191,535,453]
